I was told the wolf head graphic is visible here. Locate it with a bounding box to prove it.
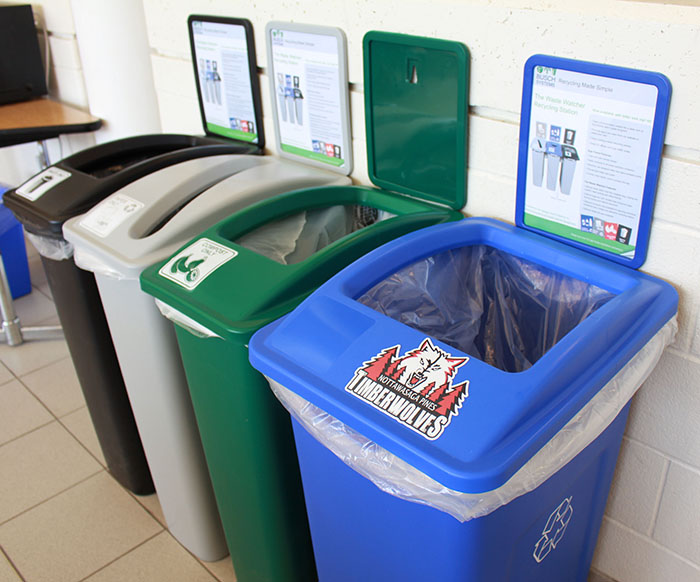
[395,338,466,396]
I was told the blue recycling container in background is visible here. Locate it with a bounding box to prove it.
[249,55,677,581]
[0,185,31,299]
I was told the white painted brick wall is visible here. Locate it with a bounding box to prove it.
[604,438,669,534]
[654,463,700,564]
[142,1,700,580]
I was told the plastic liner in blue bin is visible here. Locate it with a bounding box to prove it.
[251,218,677,516]
[249,218,677,581]
[358,244,615,373]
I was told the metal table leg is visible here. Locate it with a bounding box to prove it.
[0,253,63,345]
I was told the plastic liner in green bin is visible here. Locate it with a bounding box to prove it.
[235,204,391,265]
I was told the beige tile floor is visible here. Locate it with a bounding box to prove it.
[0,241,237,582]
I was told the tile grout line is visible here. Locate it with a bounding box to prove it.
[0,350,71,388]
[75,529,166,582]
[0,417,57,450]
[0,350,62,441]
[0,374,16,388]
[122,479,232,580]
[128,493,163,524]
[99,468,167,527]
[122,489,228,582]
[0,468,103,528]
[0,543,27,582]
[168,527,230,582]
[162,529,227,582]
[55,409,110,470]
[168,533,230,582]
[15,359,95,432]
[2,365,96,464]
[15,371,58,407]
[196,559,228,582]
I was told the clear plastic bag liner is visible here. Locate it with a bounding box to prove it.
[73,246,131,280]
[155,298,221,339]
[267,316,675,523]
[26,232,74,261]
[235,211,306,264]
[236,205,387,266]
[358,245,616,373]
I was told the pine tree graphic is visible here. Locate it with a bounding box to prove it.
[435,381,469,416]
[362,346,399,381]
[419,382,435,397]
[384,354,405,380]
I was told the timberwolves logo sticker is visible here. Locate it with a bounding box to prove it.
[345,338,469,440]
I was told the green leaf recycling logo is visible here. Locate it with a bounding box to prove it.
[158,238,237,291]
[170,255,205,283]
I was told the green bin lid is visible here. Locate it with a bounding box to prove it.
[363,32,469,210]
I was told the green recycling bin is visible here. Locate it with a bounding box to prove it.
[140,32,468,582]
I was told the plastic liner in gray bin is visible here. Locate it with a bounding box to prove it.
[236,205,388,265]
[358,245,616,373]
[73,246,129,281]
[267,317,676,522]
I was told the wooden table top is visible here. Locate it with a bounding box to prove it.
[0,97,102,147]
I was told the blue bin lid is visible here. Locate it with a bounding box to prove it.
[515,55,671,269]
[250,218,677,493]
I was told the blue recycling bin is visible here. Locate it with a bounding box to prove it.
[249,217,677,582]
[0,185,31,299]
[250,54,676,582]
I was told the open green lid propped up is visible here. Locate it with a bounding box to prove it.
[363,31,469,210]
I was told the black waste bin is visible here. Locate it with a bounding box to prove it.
[5,136,260,493]
[3,14,266,493]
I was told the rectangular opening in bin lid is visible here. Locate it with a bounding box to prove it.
[363,31,469,210]
[266,22,352,175]
[515,55,671,269]
[189,15,265,148]
[358,244,616,373]
[71,140,208,179]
